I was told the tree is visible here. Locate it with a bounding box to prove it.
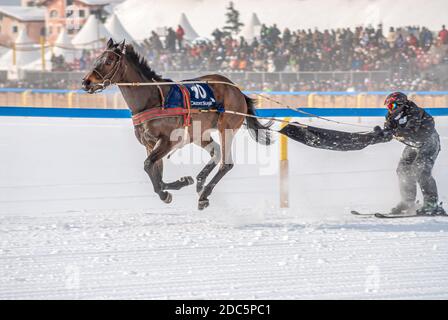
[223,2,244,36]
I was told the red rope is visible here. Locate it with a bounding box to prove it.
[132,107,199,126]
[132,85,197,127]
[179,85,192,126]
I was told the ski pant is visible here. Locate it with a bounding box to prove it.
[397,133,440,204]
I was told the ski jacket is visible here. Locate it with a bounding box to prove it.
[383,101,437,147]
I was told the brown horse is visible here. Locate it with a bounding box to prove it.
[82,39,273,210]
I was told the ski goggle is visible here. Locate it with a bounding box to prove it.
[387,102,398,111]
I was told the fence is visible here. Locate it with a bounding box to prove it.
[0,70,6,82]
[1,88,448,110]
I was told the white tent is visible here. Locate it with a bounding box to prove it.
[114,1,203,41]
[51,28,77,62]
[0,46,8,57]
[72,14,112,49]
[115,0,448,40]
[0,29,40,71]
[239,13,262,42]
[105,13,134,43]
[24,28,77,71]
[178,13,199,41]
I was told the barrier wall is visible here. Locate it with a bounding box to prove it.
[1,106,448,118]
[1,88,448,110]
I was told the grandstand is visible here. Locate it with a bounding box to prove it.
[0,0,447,92]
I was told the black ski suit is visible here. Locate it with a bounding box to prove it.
[382,101,440,204]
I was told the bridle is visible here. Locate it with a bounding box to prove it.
[88,48,165,106]
[90,49,126,93]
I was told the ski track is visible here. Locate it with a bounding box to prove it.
[1,117,448,299]
[1,209,448,299]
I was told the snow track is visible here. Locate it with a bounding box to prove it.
[2,208,448,299]
[1,117,448,299]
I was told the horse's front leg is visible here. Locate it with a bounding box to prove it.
[144,138,194,203]
[162,175,195,190]
[144,138,174,203]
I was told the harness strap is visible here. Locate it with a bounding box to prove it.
[179,85,192,126]
[132,107,202,127]
[152,78,165,108]
[132,84,198,128]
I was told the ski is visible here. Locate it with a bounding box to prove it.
[350,210,376,217]
[352,210,448,219]
[352,210,418,218]
[374,213,418,219]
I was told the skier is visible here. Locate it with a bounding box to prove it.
[375,92,446,215]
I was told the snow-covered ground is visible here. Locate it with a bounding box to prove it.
[1,116,448,299]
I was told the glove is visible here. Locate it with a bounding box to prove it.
[373,125,383,135]
[373,126,393,142]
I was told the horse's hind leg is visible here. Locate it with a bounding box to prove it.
[196,137,221,194]
[198,129,235,210]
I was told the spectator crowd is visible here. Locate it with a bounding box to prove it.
[3,23,448,92]
[141,24,448,75]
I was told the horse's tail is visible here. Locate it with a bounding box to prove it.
[244,94,274,145]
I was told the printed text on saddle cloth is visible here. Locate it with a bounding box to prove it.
[187,84,216,108]
[165,83,218,110]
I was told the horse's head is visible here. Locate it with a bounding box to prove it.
[82,38,126,93]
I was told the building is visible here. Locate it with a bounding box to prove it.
[0,5,45,46]
[36,0,116,43]
[0,1,124,46]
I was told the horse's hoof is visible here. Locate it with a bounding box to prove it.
[162,192,172,204]
[198,199,209,210]
[180,176,194,186]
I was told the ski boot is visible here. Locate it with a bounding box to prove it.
[389,201,417,215]
[416,202,447,216]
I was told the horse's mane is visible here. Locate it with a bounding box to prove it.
[124,44,164,81]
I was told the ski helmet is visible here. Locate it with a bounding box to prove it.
[384,92,407,111]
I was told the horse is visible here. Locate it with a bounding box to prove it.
[82,38,273,210]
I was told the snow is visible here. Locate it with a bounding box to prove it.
[1,115,448,299]
[0,5,45,22]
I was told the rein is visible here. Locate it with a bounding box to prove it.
[90,50,371,131]
[115,80,371,130]
[91,49,167,108]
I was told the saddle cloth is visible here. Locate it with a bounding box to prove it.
[132,82,223,127]
[164,82,223,111]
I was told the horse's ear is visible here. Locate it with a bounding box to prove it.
[118,39,126,53]
[107,38,114,49]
